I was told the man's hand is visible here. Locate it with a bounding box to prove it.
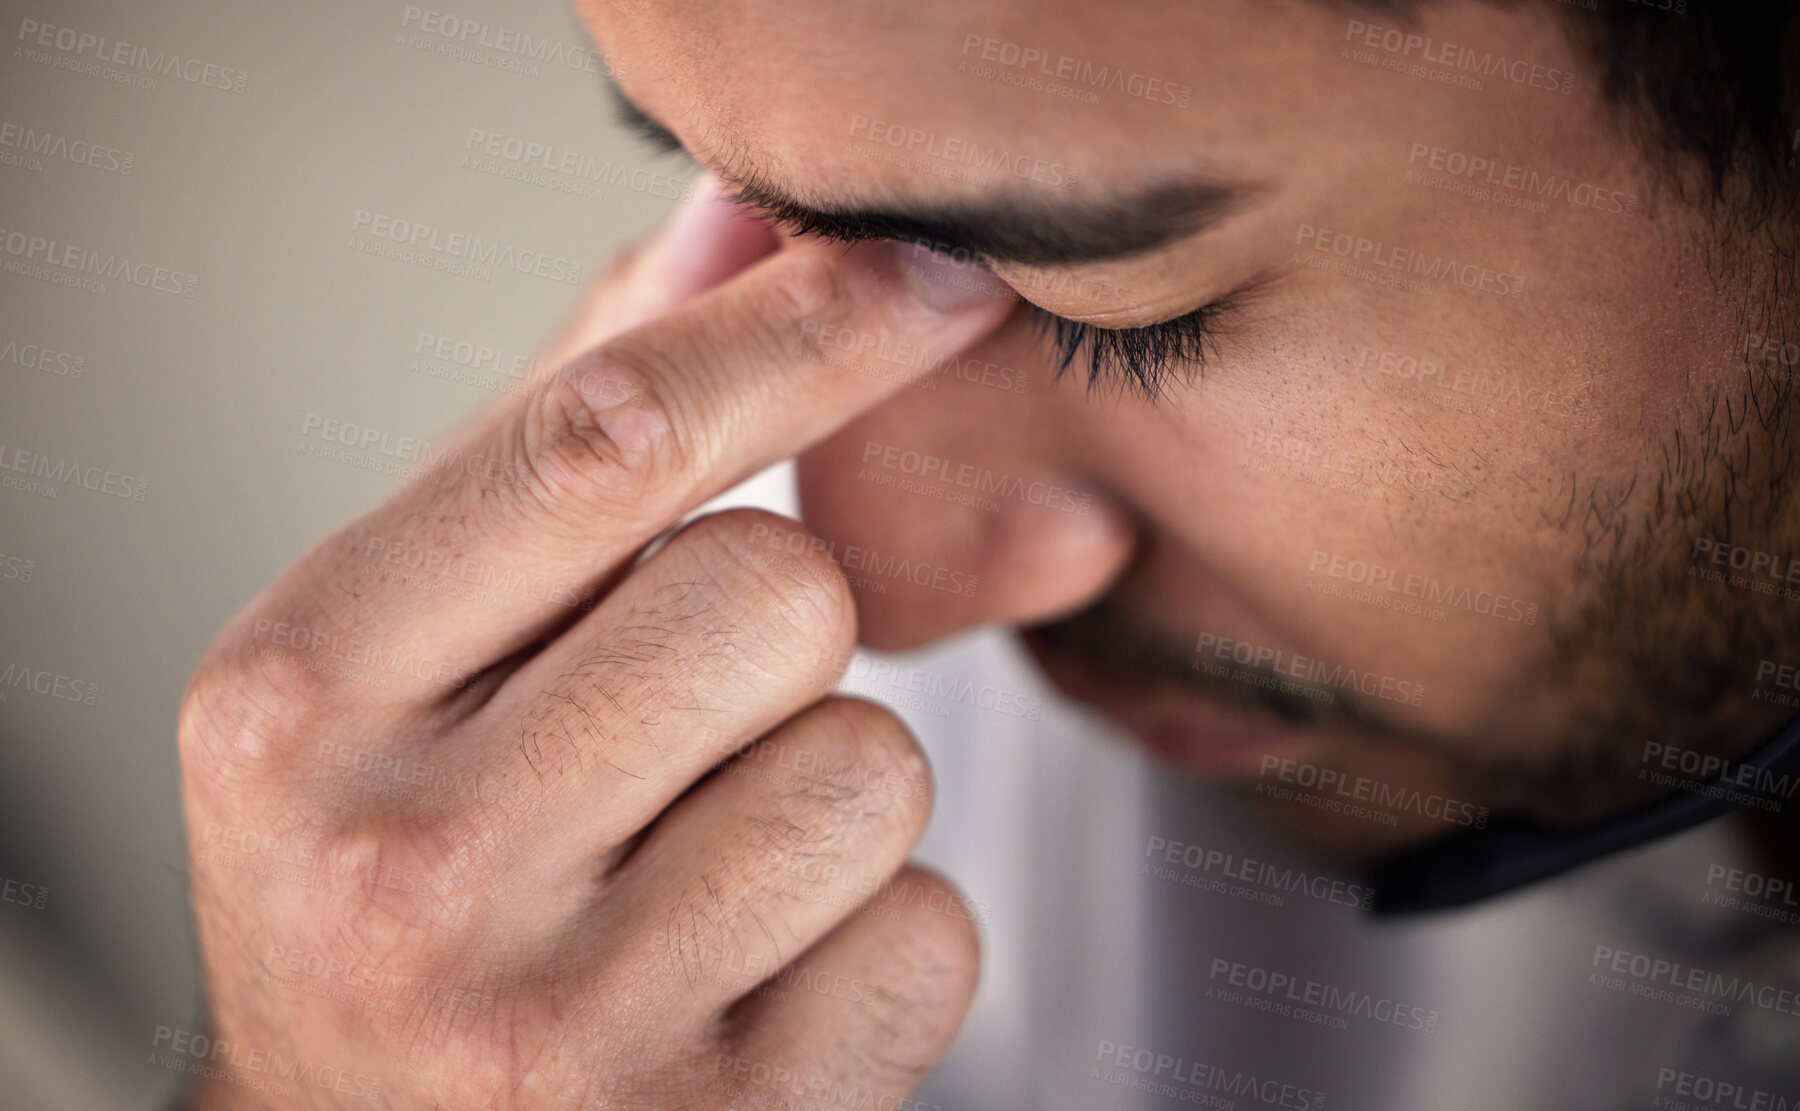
[176,182,1015,1109]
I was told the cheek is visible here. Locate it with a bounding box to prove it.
[1090,322,1578,736]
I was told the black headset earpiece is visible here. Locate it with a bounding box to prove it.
[1364,710,1800,915]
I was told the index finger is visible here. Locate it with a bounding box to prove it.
[240,236,1017,704]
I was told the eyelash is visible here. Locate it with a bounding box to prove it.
[733,211,1228,400]
[620,118,1220,402]
[1027,303,1226,402]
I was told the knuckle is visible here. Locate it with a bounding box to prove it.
[325,821,479,948]
[871,865,982,1004]
[521,349,687,521]
[721,702,929,910]
[779,696,933,841]
[178,642,324,789]
[757,249,860,361]
[814,696,931,800]
[676,510,857,670]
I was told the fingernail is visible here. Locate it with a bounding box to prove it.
[885,239,1014,311]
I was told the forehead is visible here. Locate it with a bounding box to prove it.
[581,0,1357,197]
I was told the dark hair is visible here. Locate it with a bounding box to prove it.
[1345,1,1799,220]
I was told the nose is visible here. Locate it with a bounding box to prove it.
[795,330,1138,650]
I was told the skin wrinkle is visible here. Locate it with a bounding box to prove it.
[1023,249,1800,830]
[737,2,1796,838]
[174,4,1800,1105]
[614,83,1252,268]
[722,170,1248,268]
[615,79,1268,394]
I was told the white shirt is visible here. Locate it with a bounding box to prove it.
[705,470,1799,1111]
[844,631,1800,1111]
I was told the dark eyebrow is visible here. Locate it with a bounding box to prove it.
[610,85,1247,267]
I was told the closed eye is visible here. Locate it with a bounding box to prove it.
[613,103,1230,404]
[1027,300,1233,402]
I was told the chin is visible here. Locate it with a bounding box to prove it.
[1015,627,1481,860]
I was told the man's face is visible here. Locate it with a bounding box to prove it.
[577,0,1795,855]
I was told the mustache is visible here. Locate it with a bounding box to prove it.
[1021,593,1395,737]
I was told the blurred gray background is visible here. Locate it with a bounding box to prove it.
[0,1,691,1104]
[9,5,1799,1111]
